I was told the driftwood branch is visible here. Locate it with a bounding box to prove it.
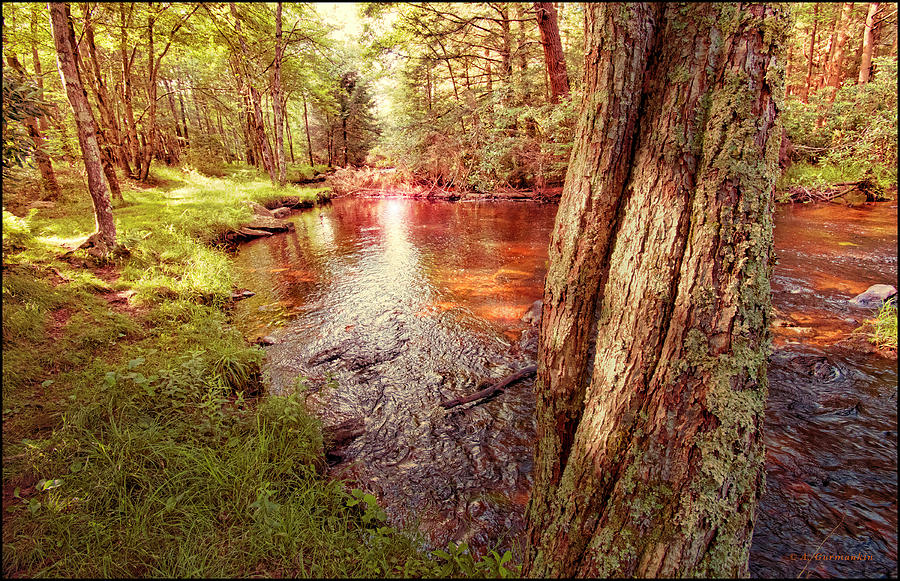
[439,365,537,409]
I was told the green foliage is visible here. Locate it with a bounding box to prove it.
[1,72,50,175]
[2,162,526,578]
[782,57,898,191]
[2,207,37,252]
[863,301,898,351]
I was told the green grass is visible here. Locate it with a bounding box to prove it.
[869,301,898,351]
[2,162,516,578]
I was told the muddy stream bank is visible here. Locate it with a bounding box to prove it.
[232,197,897,578]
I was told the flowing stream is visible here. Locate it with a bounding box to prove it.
[232,197,897,578]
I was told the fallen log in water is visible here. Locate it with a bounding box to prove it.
[784,178,886,204]
[439,365,537,409]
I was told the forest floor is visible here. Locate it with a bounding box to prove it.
[2,163,516,578]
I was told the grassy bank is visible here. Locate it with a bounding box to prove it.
[2,164,513,578]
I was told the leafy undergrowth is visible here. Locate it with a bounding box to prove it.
[2,164,517,578]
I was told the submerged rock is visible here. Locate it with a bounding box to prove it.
[521,300,542,325]
[271,207,292,218]
[849,284,897,308]
[244,215,294,232]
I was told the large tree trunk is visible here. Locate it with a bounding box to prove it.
[858,2,879,83]
[6,53,61,199]
[801,3,819,103]
[523,3,785,577]
[49,1,116,254]
[534,2,570,103]
[272,1,287,186]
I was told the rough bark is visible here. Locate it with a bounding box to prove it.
[534,1,570,103]
[801,3,819,102]
[858,2,879,83]
[523,3,786,577]
[48,1,116,254]
[272,1,287,186]
[6,53,61,199]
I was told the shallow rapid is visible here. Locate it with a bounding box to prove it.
[233,197,897,577]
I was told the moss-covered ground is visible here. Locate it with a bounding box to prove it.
[2,163,514,578]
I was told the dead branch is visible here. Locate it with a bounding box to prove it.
[439,365,537,409]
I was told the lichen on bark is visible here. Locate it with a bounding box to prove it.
[524,3,787,578]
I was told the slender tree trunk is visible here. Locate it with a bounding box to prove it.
[515,2,529,105]
[499,5,512,104]
[824,3,855,92]
[137,8,157,181]
[30,9,50,134]
[342,115,348,166]
[119,2,139,178]
[858,2,879,83]
[229,2,277,184]
[802,3,819,102]
[48,1,116,254]
[785,43,794,96]
[425,61,433,112]
[818,4,840,91]
[82,2,127,173]
[215,108,230,160]
[484,49,492,93]
[177,87,189,143]
[66,3,122,199]
[524,3,785,577]
[164,79,182,138]
[272,1,287,186]
[285,103,295,164]
[6,53,61,199]
[534,2,570,103]
[303,93,314,167]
